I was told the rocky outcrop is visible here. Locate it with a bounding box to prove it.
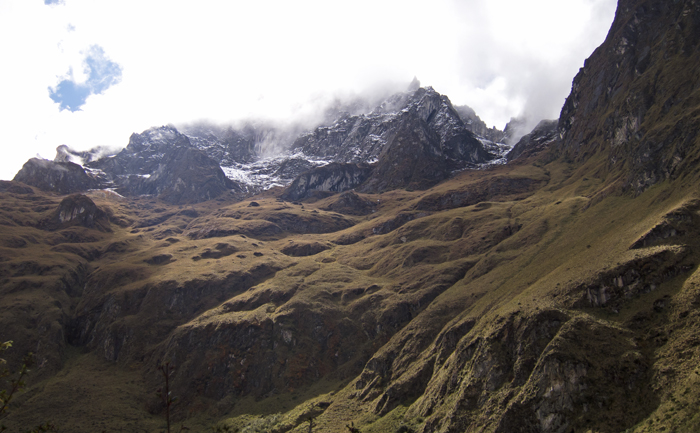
[292,87,493,178]
[85,126,244,204]
[87,126,190,178]
[13,158,98,194]
[506,119,559,162]
[565,246,692,312]
[558,0,700,194]
[15,126,245,204]
[155,296,372,404]
[280,163,373,201]
[630,200,700,249]
[42,194,111,232]
[454,105,506,143]
[357,110,472,192]
[121,146,242,205]
[349,307,654,433]
[489,314,652,433]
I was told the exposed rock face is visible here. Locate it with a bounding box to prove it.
[19,85,508,201]
[630,200,700,249]
[350,310,652,433]
[174,85,507,194]
[156,292,373,403]
[292,87,493,170]
[121,146,242,205]
[182,124,262,165]
[454,104,506,143]
[89,126,192,177]
[283,87,497,194]
[357,104,497,192]
[14,126,243,204]
[566,245,692,313]
[558,0,700,193]
[86,126,244,204]
[182,121,307,166]
[506,119,559,162]
[66,262,286,366]
[42,194,111,232]
[280,163,373,201]
[13,158,98,194]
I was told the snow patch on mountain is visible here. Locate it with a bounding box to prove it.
[220,150,332,190]
[478,138,515,167]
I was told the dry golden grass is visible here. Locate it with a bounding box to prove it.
[1,149,699,432]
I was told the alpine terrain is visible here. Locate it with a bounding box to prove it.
[1,0,700,432]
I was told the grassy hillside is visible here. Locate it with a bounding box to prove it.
[1,146,699,432]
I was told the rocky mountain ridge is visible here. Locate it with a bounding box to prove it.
[557,0,700,195]
[14,86,514,205]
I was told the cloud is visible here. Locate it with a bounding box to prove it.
[446,0,617,132]
[0,0,617,180]
[48,45,122,112]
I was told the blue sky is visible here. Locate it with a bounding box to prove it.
[0,0,617,180]
[48,45,122,111]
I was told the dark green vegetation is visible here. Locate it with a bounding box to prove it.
[1,0,700,431]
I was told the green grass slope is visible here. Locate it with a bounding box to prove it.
[0,148,698,432]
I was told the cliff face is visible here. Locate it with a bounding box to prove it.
[559,0,700,193]
[280,163,373,201]
[282,88,497,197]
[89,126,245,204]
[291,87,492,169]
[506,119,559,162]
[13,126,244,205]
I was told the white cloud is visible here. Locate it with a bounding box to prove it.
[0,0,616,180]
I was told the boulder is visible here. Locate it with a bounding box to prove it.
[42,194,111,232]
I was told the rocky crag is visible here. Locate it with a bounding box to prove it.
[557,0,700,194]
[2,1,700,432]
[14,85,509,204]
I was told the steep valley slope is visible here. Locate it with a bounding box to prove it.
[1,0,700,432]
